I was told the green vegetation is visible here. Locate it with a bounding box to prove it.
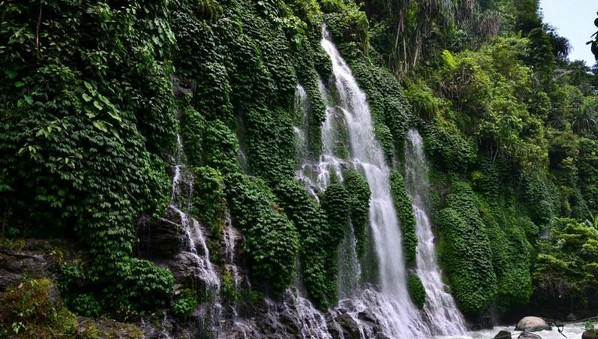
[172,289,198,321]
[389,170,418,268]
[225,173,299,296]
[534,218,598,307]
[407,273,427,309]
[436,182,497,314]
[0,278,99,339]
[2,0,598,327]
[272,179,334,308]
[343,169,371,256]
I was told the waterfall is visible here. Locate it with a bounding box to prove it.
[169,137,220,291]
[294,85,309,161]
[317,29,430,338]
[405,128,467,335]
[223,209,243,291]
[336,223,362,299]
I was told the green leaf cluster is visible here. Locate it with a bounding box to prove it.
[389,170,418,268]
[225,173,300,296]
[436,182,497,314]
[0,0,177,317]
[0,278,99,339]
[407,273,427,309]
[534,218,598,303]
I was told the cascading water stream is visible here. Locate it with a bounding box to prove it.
[294,85,309,160]
[318,28,430,338]
[169,136,220,291]
[405,128,467,335]
[223,209,243,291]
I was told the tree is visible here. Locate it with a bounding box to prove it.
[589,12,598,61]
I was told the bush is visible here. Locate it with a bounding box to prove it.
[436,182,497,314]
[172,289,198,321]
[225,173,299,296]
[68,293,102,318]
[408,273,427,309]
[271,179,331,308]
[0,278,96,339]
[103,258,175,318]
[343,169,371,256]
[192,166,226,229]
[389,171,417,268]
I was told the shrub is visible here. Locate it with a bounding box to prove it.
[436,182,497,314]
[389,170,417,268]
[0,278,95,339]
[407,273,427,309]
[172,289,198,321]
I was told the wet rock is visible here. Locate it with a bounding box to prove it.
[494,330,512,339]
[0,247,52,291]
[165,251,207,288]
[337,313,361,339]
[171,75,195,100]
[583,330,598,339]
[518,331,542,339]
[515,316,551,332]
[358,310,378,324]
[145,208,184,259]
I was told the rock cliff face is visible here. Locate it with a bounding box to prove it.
[136,207,395,339]
[0,242,55,291]
[0,241,145,338]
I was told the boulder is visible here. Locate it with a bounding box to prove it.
[144,208,184,259]
[336,313,361,339]
[583,330,598,339]
[518,331,542,339]
[166,251,207,287]
[493,330,512,339]
[0,247,51,291]
[515,316,551,332]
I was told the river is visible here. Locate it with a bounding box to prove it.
[441,323,587,339]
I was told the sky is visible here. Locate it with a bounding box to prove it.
[539,0,597,66]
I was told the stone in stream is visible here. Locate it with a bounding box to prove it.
[518,330,542,339]
[493,330,512,339]
[583,330,598,339]
[515,316,551,332]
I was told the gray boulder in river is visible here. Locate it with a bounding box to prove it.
[582,330,598,339]
[518,331,542,339]
[493,330,512,339]
[515,316,551,332]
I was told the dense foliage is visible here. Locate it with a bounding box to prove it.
[390,170,418,268]
[534,218,598,308]
[0,0,177,318]
[404,0,598,316]
[2,0,598,326]
[0,278,100,339]
[436,182,497,314]
[407,273,427,309]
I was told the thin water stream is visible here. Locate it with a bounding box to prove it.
[405,128,467,335]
